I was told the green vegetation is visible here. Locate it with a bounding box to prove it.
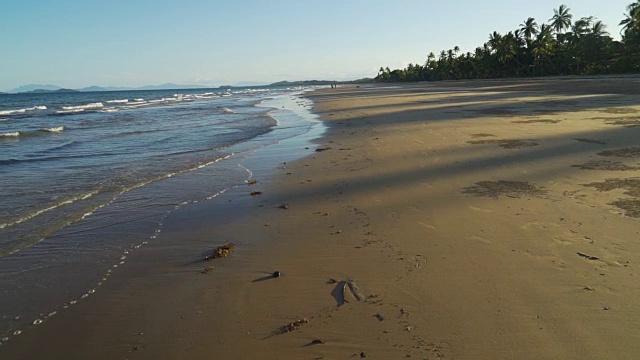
[269,78,373,86]
[376,2,640,82]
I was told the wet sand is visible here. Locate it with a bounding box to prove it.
[4,77,640,359]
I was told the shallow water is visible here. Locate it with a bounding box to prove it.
[0,87,324,342]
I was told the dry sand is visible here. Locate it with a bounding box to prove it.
[4,77,640,359]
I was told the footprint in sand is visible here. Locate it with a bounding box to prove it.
[552,236,574,246]
[418,222,436,230]
[521,221,561,231]
[468,206,493,213]
[468,235,492,244]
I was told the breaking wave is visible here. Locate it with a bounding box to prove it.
[0,106,47,116]
[0,127,64,139]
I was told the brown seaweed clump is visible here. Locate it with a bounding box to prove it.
[205,243,234,261]
[280,318,309,334]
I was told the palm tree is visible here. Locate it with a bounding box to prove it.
[374,2,638,83]
[572,16,594,37]
[620,1,640,36]
[591,20,609,37]
[488,31,502,52]
[531,24,559,75]
[520,17,539,40]
[550,4,573,35]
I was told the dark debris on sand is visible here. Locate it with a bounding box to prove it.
[598,147,640,158]
[463,180,548,199]
[467,139,539,149]
[582,178,640,217]
[205,243,234,261]
[572,160,639,171]
[279,318,309,334]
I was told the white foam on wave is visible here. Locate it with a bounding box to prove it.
[106,99,128,104]
[119,102,147,110]
[0,132,20,137]
[61,102,104,111]
[220,107,234,114]
[0,105,47,116]
[0,189,100,230]
[43,126,64,133]
[55,109,85,114]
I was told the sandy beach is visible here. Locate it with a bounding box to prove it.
[4,77,640,359]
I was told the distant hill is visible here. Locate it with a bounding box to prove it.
[9,83,210,94]
[76,83,210,92]
[23,88,78,94]
[8,79,373,94]
[10,84,62,93]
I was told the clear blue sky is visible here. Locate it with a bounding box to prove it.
[0,0,632,91]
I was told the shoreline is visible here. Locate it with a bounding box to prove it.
[0,90,325,351]
[4,78,640,359]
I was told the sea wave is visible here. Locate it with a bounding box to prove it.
[219,107,235,114]
[106,99,129,104]
[0,105,47,116]
[55,109,85,114]
[0,127,64,139]
[61,102,104,111]
[0,190,100,230]
[42,126,64,133]
[0,132,20,138]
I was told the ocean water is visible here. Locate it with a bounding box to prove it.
[0,86,323,342]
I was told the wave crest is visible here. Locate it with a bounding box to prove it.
[0,105,47,116]
[61,102,104,111]
[0,132,20,137]
[42,126,64,133]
